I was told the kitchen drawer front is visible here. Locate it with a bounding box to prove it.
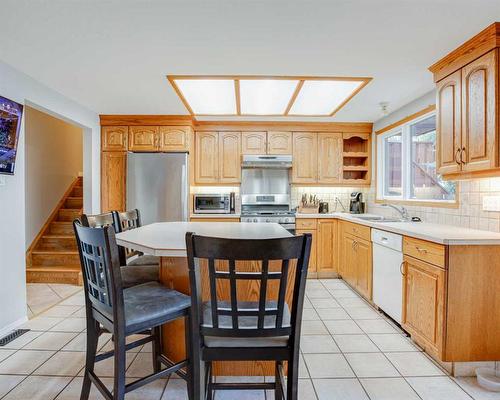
[296,218,317,230]
[342,221,370,241]
[403,237,446,268]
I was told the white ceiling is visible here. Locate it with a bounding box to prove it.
[1,0,499,122]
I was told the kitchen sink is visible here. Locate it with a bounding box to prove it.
[353,215,406,223]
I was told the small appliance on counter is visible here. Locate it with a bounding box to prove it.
[193,194,231,214]
[319,202,329,214]
[349,192,365,214]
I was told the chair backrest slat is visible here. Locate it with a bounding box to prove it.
[186,233,311,341]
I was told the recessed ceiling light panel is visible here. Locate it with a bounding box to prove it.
[239,79,299,115]
[173,79,236,115]
[288,80,365,116]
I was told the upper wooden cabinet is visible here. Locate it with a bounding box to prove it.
[431,24,500,179]
[128,126,159,152]
[102,126,128,151]
[241,131,292,155]
[292,132,318,183]
[242,132,267,154]
[267,131,292,154]
[219,132,241,183]
[195,131,241,184]
[159,126,190,152]
[292,132,343,184]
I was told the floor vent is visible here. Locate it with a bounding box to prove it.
[0,329,30,346]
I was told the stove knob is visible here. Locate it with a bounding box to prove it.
[284,218,290,223]
[253,218,258,223]
[266,218,270,222]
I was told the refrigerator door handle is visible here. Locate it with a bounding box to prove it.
[181,162,188,221]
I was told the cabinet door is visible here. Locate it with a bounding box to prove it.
[461,50,497,172]
[195,132,219,183]
[102,126,128,151]
[159,126,190,152]
[292,132,318,183]
[354,238,372,300]
[101,151,126,212]
[242,132,267,154]
[436,70,462,175]
[268,131,292,154]
[402,256,445,356]
[317,219,337,276]
[341,234,356,287]
[219,132,241,183]
[129,126,159,151]
[296,229,317,273]
[318,133,343,183]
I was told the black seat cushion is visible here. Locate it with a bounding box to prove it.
[124,282,190,334]
[128,255,160,267]
[120,265,159,289]
[202,301,290,348]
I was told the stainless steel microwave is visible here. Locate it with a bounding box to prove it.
[193,194,231,214]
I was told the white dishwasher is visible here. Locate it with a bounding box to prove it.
[372,229,403,324]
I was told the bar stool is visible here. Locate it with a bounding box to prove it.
[73,220,193,400]
[185,232,312,400]
[81,211,159,288]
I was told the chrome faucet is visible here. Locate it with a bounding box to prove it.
[382,204,410,221]
[335,197,347,212]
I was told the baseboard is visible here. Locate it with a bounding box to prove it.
[0,316,29,338]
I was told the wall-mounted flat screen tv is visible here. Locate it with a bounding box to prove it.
[0,96,23,175]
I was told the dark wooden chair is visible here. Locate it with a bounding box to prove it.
[81,211,159,288]
[73,220,193,400]
[185,232,312,400]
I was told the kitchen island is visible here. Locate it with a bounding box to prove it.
[116,221,293,376]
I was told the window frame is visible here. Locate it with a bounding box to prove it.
[376,110,458,208]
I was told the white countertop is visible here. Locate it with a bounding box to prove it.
[297,212,500,245]
[189,214,240,219]
[116,221,291,257]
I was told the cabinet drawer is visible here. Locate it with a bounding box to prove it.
[296,218,317,230]
[403,237,445,268]
[342,221,370,241]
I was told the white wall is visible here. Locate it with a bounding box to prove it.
[0,59,100,334]
[25,107,83,247]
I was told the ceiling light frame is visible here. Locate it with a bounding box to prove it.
[167,75,372,117]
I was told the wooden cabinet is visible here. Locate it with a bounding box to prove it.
[195,132,219,183]
[195,131,241,184]
[101,151,126,212]
[242,132,267,154]
[340,233,356,286]
[102,126,128,151]
[292,132,318,183]
[296,228,317,274]
[267,131,292,154]
[128,126,159,152]
[354,238,372,299]
[461,50,497,172]
[436,70,462,175]
[317,219,337,276]
[159,126,190,152]
[318,133,343,183]
[402,255,446,358]
[219,132,241,183]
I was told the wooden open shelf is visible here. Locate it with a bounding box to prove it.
[342,133,370,184]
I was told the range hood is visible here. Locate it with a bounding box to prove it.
[241,155,292,168]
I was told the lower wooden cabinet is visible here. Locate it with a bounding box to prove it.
[296,229,317,273]
[317,219,337,277]
[402,255,446,359]
[101,151,126,212]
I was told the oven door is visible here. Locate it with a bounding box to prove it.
[194,195,229,214]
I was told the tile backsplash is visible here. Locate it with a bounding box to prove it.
[291,187,370,212]
[366,177,500,233]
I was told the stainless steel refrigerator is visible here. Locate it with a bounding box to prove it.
[126,152,189,225]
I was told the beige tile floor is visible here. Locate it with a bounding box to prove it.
[26,284,82,317]
[1,279,497,399]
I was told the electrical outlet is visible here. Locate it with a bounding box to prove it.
[0,176,6,186]
[482,195,500,211]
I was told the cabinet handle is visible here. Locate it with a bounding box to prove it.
[460,147,466,165]
[400,261,405,276]
[415,246,427,253]
[455,148,461,165]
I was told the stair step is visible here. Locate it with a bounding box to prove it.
[27,265,82,285]
[49,221,74,235]
[32,250,80,266]
[36,235,77,251]
[65,197,83,209]
[72,187,83,197]
[58,209,81,222]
